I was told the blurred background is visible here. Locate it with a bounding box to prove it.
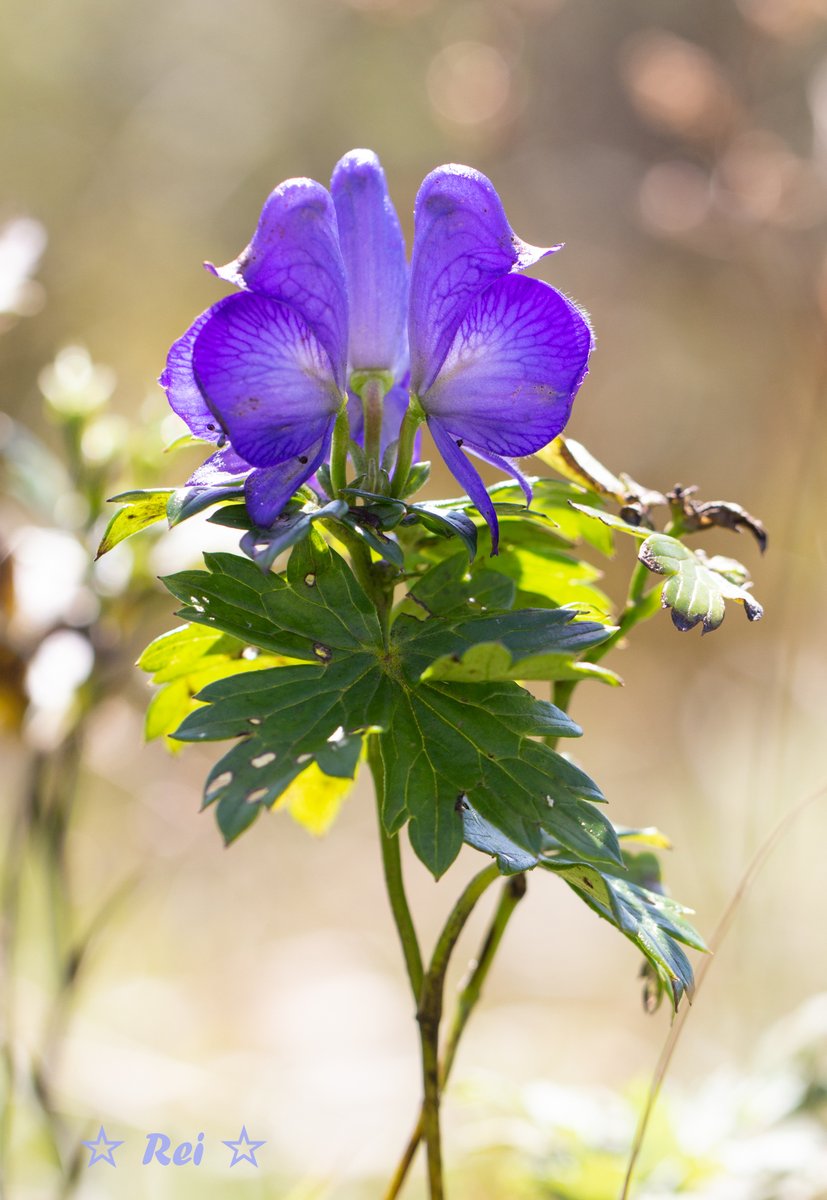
[2,0,827,1196]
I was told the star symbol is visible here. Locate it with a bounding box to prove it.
[82,1125,123,1166]
[222,1125,266,1167]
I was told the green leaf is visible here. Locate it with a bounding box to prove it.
[403,460,431,496]
[421,642,621,687]
[167,536,389,840]
[163,432,209,454]
[334,507,405,566]
[402,502,478,560]
[385,611,620,876]
[547,856,703,1008]
[486,524,614,621]
[338,488,408,529]
[166,539,620,876]
[138,623,290,744]
[405,554,515,619]
[638,533,764,633]
[175,655,374,842]
[568,501,651,540]
[275,761,360,835]
[461,801,703,1010]
[96,490,174,558]
[166,482,245,526]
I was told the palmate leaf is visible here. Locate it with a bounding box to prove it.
[163,534,621,876]
[411,504,615,623]
[138,623,290,745]
[638,533,763,633]
[403,553,516,619]
[460,801,704,1010]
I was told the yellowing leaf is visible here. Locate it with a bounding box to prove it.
[275,762,359,835]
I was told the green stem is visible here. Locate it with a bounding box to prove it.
[383,872,528,1200]
[415,863,500,1199]
[329,404,350,497]
[439,872,526,1084]
[367,736,424,1002]
[390,400,424,498]
[362,376,385,492]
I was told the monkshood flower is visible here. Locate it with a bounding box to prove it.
[404,166,594,552]
[160,150,409,524]
[160,151,592,546]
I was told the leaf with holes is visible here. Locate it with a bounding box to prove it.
[164,533,623,875]
[638,533,763,633]
[168,533,390,840]
[138,623,290,746]
[382,611,621,877]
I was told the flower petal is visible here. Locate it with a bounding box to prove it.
[192,292,341,469]
[207,178,349,389]
[465,444,533,506]
[420,275,593,457]
[160,308,223,440]
[244,423,334,526]
[331,149,408,375]
[409,165,561,393]
[429,418,502,554]
[187,445,251,486]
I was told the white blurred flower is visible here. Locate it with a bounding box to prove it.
[39,345,116,417]
[0,216,46,317]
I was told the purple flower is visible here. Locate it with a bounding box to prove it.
[161,151,411,523]
[161,153,592,545]
[330,149,408,382]
[408,166,594,552]
[161,177,349,525]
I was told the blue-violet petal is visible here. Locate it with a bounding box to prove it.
[331,149,409,376]
[409,165,561,393]
[206,178,349,389]
[192,292,341,469]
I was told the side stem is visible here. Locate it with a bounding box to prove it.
[390,401,424,499]
[367,735,424,1002]
[329,405,350,497]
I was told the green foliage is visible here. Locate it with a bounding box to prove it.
[135,446,767,1013]
[96,489,173,557]
[159,533,621,879]
[461,803,705,1008]
[138,623,290,746]
[639,532,764,633]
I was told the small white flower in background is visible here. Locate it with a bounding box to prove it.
[0,216,46,318]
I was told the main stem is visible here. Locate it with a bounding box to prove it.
[416,863,500,1200]
[384,873,527,1200]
